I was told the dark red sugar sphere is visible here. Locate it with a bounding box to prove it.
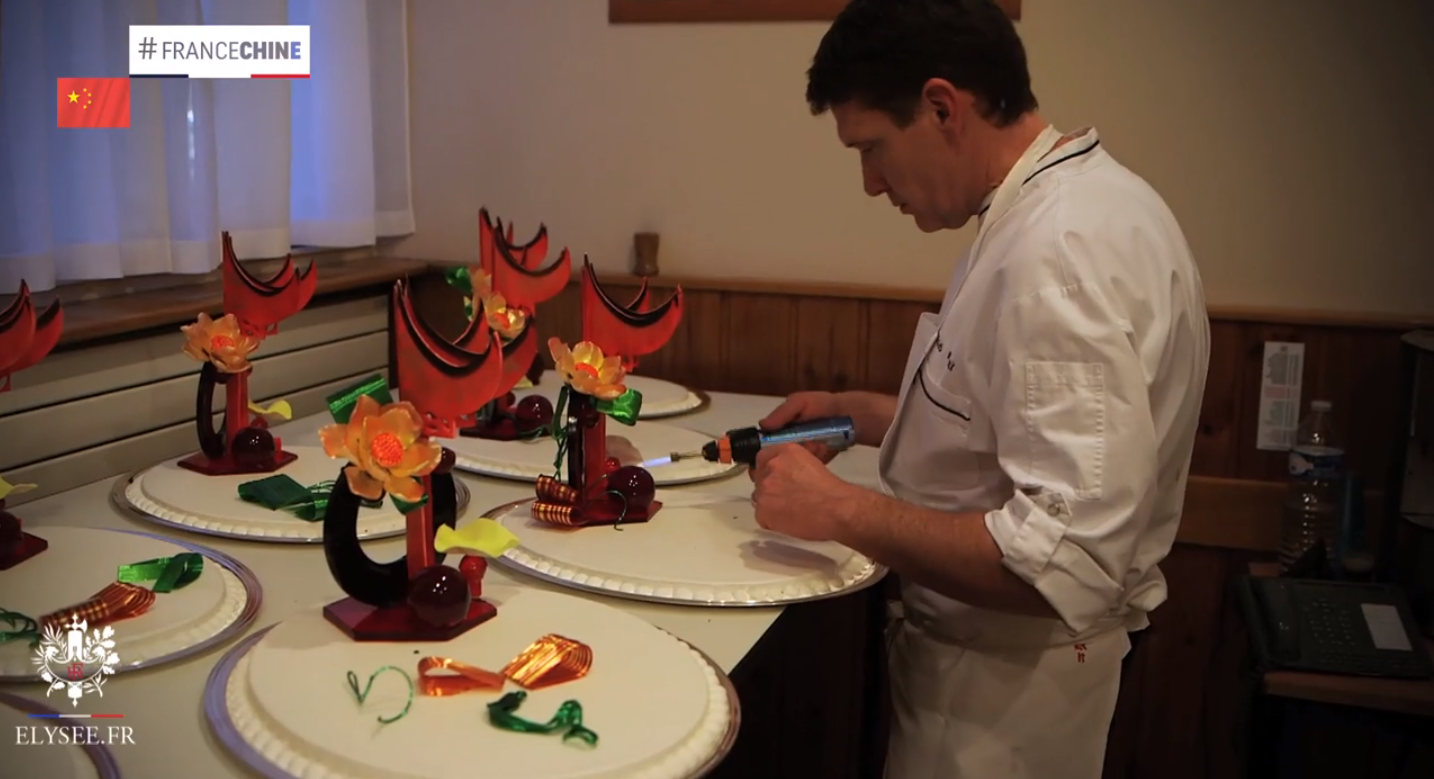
[407,564,472,628]
[231,426,276,468]
[514,395,554,429]
[607,466,655,511]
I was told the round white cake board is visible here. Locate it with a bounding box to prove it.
[442,421,741,486]
[0,690,122,779]
[518,372,706,419]
[204,586,740,779]
[116,445,470,543]
[486,492,885,607]
[0,527,261,681]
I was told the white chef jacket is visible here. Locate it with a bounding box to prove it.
[883,126,1210,643]
[878,127,1210,779]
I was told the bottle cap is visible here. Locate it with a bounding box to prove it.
[1311,400,1332,411]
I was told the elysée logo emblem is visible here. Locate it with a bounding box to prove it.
[32,618,121,706]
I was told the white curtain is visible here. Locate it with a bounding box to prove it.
[0,0,415,295]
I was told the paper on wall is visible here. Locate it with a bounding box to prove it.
[1256,341,1304,451]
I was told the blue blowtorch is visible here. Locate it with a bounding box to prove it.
[643,416,858,469]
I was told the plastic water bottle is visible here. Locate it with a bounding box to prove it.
[1279,400,1345,571]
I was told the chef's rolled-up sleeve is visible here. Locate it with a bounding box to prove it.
[982,279,1160,635]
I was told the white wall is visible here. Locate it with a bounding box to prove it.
[392,0,1434,316]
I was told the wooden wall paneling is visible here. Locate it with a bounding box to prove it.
[722,293,796,395]
[537,283,584,348]
[1102,543,1261,779]
[670,289,730,391]
[1192,321,1246,477]
[793,297,866,392]
[1306,327,1405,490]
[1199,569,1259,779]
[713,586,888,779]
[634,287,731,391]
[858,300,931,394]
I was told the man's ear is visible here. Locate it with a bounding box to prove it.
[920,78,969,127]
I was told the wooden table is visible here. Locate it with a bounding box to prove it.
[4,392,890,779]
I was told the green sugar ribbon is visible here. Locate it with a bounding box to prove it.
[595,388,642,426]
[0,609,38,645]
[392,492,428,514]
[346,666,414,725]
[445,265,473,294]
[487,691,598,746]
[237,474,425,520]
[326,374,393,424]
[117,553,204,593]
[444,266,477,321]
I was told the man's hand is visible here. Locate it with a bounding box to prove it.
[750,444,854,541]
[758,391,845,464]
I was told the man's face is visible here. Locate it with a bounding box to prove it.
[832,99,970,232]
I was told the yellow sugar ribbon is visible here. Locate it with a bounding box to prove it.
[0,477,37,502]
[434,520,520,559]
[248,399,292,420]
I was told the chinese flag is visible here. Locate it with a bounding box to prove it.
[56,78,130,128]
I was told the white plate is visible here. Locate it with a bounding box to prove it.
[443,421,741,486]
[117,445,469,543]
[0,527,261,680]
[487,492,885,607]
[518,371,705,419]
[203,586,740,779]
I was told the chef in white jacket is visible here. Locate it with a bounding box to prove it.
[751,1,1211,777]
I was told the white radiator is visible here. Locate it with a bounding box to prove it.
[0,295,390,504]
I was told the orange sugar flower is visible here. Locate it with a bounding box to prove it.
[482,292,528,340]
[547,337,626,400]
[181,312,260,374]
[318,395,443,502]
